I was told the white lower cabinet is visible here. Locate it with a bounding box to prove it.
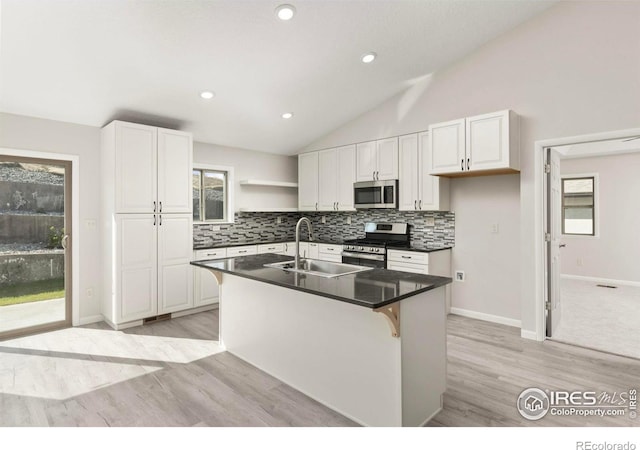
[257,243,285,254]
[318,243,342,262]
[226,245,257,257]
[193,248,226,307]
[387,249,452,312]
[108,213,193,327]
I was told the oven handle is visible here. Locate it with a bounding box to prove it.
[341,251,385,261]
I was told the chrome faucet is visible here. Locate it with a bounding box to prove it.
[295,217,313,270]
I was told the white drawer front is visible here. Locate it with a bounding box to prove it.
[387,250,429,264]
[195,248,227,260]
[258,243,285,254]
[387,261,429,274]
[226,245,258,257]
[318,244,342,255]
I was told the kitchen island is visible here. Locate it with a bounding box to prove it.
[191,253,452,427]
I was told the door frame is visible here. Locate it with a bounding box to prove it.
[0,147,80,327]
[533,127,640,341]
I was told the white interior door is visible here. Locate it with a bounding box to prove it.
[547,148,562,336]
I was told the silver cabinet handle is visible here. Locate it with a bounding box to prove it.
[467,158,470,171]
[414,200,417,210]
[376,171,379,180]
[419,199,422,209]
[159,215,162,226]
[401,255,412,259]
[159,201,162,212]
[207,253,218,256]
[461,159,464,171]
[315,202,318,210]
[372,170,375,180]
[326,248,334,251]
[559,244,567,248]
[154,201,156,212]
[239,250,247,254]
[153,214,156,226]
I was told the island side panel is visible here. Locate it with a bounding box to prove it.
[220,274,403,427]
[401,286,447,426]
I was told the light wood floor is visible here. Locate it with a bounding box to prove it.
[1,311,638,426]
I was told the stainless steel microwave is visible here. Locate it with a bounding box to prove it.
[353,180,398,209]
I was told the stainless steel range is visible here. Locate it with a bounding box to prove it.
[342,222,409,269]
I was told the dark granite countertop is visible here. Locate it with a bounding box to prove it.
[194,239,344,250]
[389,245,453,253]
[191,253,451,309]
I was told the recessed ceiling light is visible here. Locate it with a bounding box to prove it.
[282,112,294,119]
[200,91,215,99]
[361,52,377,64]
[275,4,296,21]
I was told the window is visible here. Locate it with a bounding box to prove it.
[562,176,595,235]
[192,165,234,223]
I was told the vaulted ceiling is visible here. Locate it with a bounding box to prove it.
[0,0,556,154]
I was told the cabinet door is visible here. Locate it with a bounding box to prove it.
[419,131,450,211]
[336,144,356,210]
[157,129,192,213]
[193,249,224,307]
[429,119,466,175]
[298,152,319,211]
[115,122,157,213]
[355,141,376,182]
[318,148,338,211]
[398,134,419,211]
[117,214,157,322]
[376,137,399,180]
[158,214,193,314]
[307,242,320,260]
[466,110,510,172]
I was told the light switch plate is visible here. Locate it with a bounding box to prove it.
[346,216,352,225]
[85,219,97,230]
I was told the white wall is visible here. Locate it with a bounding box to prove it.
[193,142,297,212]
[303,2,640,329]
[560,152,640,283]
[0,112,102,322]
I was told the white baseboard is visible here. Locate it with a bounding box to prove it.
[520,329,540,341]
[450,307,521,328]
[561,274,640,288]
[77,314,103,326]
[171,303,218,318]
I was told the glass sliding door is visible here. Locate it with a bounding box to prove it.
[0,155,72,339]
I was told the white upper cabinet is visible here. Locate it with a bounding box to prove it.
[317,145,355,211]
[107,121,192,213]
[398,132,449,211]
[355,141,377,182]
[356,138,398,181]
[376,137,399,180]
[429,119,466,175]
[429,110,519,177]
[398,134,420,211]
[157,128,193,213]
[300,145,355,212]
[335,144,356,210]
[114,122,158,213]
[298,152,319,211]
[318,149,338,210]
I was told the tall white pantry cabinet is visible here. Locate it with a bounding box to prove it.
[101,121,193,329]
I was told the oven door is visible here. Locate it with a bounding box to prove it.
[342,251,386,269]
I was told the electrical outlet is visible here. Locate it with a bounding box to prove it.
[346,216,352,225]
[276,217,282,224]
[425,217,435,227]
[85,219,97,230]
[321,216,326,224]
[455,270,465,282]
[577,258,584,267]
[210,225,221,231]
[491,223,499,233]
[86,288,93,298]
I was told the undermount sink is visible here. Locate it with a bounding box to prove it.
[264,258,372,278]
